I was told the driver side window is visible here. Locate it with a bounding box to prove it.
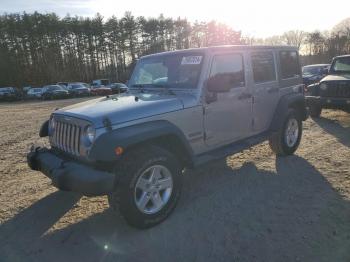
[209,53,245,88]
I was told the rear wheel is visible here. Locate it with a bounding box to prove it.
[309,104,322,118]
[108,145,182,229]
[269,109,302,156]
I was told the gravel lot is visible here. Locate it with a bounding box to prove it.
[0,98,350,262]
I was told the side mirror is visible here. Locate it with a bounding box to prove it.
[206,73,233,93]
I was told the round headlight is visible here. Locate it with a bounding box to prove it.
[320,83,327,90]
[85,125,96,144]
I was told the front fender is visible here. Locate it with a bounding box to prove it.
[39,120,49,137]
[88,120,193,162]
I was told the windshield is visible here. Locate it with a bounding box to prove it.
[330,57,350,73]
[302,66,323,75]
[45,85,62,91]
[29,88,41,93]
[129,52,204,89]
[71,84,84,89]
[93,79,109,86]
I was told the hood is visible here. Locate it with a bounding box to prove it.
[54,92,186,128]
[321,74,350,82]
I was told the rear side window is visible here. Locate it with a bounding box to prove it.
[251,52,276,83]
[279,51,300,79]
[209,53,245,88]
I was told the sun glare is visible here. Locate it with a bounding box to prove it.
[88,0,350,37]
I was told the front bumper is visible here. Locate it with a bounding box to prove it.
[305,96,350,108]
[27,146,115,196]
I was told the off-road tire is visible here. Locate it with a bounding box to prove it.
[108,145,182,229]
[309,104,322,118]
[269,108,302,156]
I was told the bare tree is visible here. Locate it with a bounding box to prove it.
[282,30,307,49]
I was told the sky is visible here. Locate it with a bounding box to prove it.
[0,0,349,37]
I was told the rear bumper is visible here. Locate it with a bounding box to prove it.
[27,146,115,196]
[305,96,350,108]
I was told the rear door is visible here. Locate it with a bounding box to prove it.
[250,50,279,133]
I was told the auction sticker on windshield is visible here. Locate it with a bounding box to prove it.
[181,56,202,65]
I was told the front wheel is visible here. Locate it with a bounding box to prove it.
[108,145,182,229]
[269,109,302,156]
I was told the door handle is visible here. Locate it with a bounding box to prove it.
[267,87,279,93]
[238,93,252,100]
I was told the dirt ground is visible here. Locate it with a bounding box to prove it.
[0,98,350,262]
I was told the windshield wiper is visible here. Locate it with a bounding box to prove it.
[131,83,175,95]
[151,84,175,95]
[131,84,146,93]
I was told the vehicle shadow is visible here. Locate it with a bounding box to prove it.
[1,156,349,262]
[313,115,350,147]
[0,191,81,261]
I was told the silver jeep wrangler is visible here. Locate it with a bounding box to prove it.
[28,45,307,228]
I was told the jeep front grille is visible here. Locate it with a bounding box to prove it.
[50,119,83,156]
[321,81,350,98]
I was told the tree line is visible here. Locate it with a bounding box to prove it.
[1,12,349,88]
[0,12,241,87]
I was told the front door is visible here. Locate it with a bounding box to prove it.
[204,52,253,148]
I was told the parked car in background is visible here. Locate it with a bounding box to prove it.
[302,64,330,86]
[90,85,112,96]
[57,82,68,88]
[92,79,110,88]
[81,83,91,89]
[42,85,70,100]
[27,88,43,99]
[109,83,128,94]
[23,86,32,93]
[0,87,22,101]
[305,55,350,117]
[67,82,90,97]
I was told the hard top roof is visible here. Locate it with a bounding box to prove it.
[141,45,298,59]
